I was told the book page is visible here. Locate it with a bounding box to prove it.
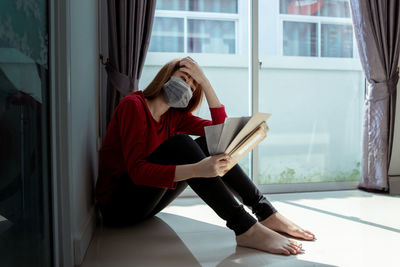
[222,122,268,175]
[225,113,271,154]
[205,112,271,156]
[204,123,224,155]
[216,117,250,154]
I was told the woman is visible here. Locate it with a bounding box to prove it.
[96,57,315,255]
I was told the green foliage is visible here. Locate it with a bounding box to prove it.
[258,161,361,184]
[278,167,296,183]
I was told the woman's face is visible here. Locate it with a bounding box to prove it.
[172,69,196,92]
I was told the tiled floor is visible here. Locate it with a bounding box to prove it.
[81,190,400,267]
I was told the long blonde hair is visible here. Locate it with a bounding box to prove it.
[143,58,204,113]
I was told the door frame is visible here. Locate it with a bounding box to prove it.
[49,0,74,266]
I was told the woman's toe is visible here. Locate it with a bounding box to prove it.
[286,245,297,255]
[289,243,301,253]
[293,228,314,240]
[302,230,315,240]
[289,239,302,249]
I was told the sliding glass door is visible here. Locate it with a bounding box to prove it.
[140,0,363,193]
[143,0,252,176]
[256,0,363,191]
[0,0,53,266]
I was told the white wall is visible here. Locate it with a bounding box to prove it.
[70,0,99,264]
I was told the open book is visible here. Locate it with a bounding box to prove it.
[204,112,271,175]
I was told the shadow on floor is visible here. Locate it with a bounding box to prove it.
[89,216,201,267]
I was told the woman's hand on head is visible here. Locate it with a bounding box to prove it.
[194,154,231,178]
[179,57,208,86]
[179,57,221,107]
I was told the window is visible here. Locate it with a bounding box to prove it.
[156,0,238,13]
[321,23,353,58]
[148,0,239,54]
[187,19,236,54]
[142,0,363,193]
[258,0,363,187]
[283,21,318,57]
[143,0,249,177]
[149,17,184,52]
[279,0,355,58]
[280,0,351,18]
[0,0,53,265]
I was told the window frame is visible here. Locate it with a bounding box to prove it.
[278,13,357,58]
[50,0,74,265]
[152,9,240,54]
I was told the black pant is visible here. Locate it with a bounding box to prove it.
[99,134,277,235]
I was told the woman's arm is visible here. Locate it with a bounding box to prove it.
[201,79,222,108]
[174,164,197,182]
[174,57,227,136]
[174,154,231,181]
[174,105,227,136]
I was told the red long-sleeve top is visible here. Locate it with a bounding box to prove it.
[96,91,227,205]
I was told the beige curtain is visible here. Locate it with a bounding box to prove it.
[350,0,400,191]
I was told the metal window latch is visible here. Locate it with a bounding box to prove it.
[259,61,262,68]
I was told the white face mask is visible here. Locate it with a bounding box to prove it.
[163,76,193,108]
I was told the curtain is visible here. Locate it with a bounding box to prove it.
[349,0,400,190]
[105,0,156,125]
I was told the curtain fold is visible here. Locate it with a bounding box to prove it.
[105,0,156,125]
[350,0,400,190]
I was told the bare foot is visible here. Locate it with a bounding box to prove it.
[236,222,302,255]
[261,212,315,241]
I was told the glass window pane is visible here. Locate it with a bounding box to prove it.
[149,17,184,53]
[259,0,362,185]
[321,24,353,58]
[280,0,351,18]
[157,0,238,13]
[143,1,249,175]
[0,0,52,265]
[188,19,236,54]
[283,21,317,57]
[189,0,238,13]
[156,0,186,11]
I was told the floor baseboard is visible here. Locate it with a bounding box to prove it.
[389,176,400,195]
[74,206,96,266]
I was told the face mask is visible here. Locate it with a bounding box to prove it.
[163,76,193,108]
